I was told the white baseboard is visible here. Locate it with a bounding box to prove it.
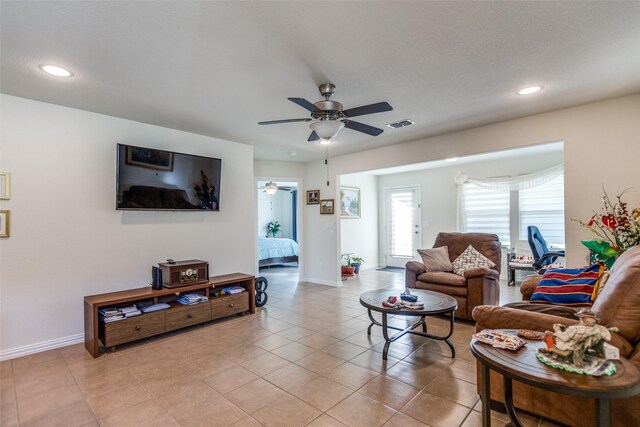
[301,277,342,287]
[0,333,84,361]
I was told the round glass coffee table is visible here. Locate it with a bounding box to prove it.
[359,288,458,360]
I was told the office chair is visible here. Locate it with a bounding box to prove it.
[527,225,565,271]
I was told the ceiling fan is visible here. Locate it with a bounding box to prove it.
[258,83,393,142]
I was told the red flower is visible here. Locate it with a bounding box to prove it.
[587,216,595,227]
[602,215,617,229]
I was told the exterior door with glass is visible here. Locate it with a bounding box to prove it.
[385,186,421,268]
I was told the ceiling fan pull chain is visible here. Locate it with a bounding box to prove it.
[325,146,329,186]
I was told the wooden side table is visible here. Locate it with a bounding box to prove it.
[471,332,640,427]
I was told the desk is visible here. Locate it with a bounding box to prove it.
[471,332,640,427]
[506,252,535,286]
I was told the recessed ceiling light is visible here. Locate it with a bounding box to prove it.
[445,157,459,162]
[288,151,297,157]
[39,64,73,77]
[517,85,542,95]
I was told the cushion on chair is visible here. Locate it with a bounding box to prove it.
[530,264,604,306]
[452,245,496,276]
[417,271,467,287]
[417,246,453,272]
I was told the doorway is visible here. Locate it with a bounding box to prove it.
[256,179,301,286]
[384,186,421,267]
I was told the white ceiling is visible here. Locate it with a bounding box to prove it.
[2,2,640,162]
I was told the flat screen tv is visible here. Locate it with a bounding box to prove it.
[116,144,221,211]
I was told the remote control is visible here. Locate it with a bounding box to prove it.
[401,294,418,302]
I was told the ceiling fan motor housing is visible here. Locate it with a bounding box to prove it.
[312,100,344,120]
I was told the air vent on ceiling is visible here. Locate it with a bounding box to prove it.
[386,119,414,129]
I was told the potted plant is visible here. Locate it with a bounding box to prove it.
[266,221,281,238]
[341,254,356,276]
[350,256,365,274]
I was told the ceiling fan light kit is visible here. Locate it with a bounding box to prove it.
[265,181,278,195]
[258,83,393,143]
[309,120,345,139]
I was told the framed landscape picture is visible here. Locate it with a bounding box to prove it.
[320,199,334,214]
[340,186,361,218]
[306,190,320,204]
[0,210,9,238]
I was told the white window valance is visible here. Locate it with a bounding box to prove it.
[454,164,563,191]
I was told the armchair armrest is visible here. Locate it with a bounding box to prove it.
[520,275,543,300]
[464,267,500,280]
[472,305,634,356]
[405,261,425,289]
[405,261,426,274]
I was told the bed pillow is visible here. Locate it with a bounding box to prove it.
[452,245,496,276]
[417,247,453,272]
[530,264,604,306]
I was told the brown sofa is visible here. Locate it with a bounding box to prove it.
[472,245,640,427]
[405,232,502,320]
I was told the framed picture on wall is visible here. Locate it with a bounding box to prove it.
[0,172,9,200]
[320,199,334,214]
[340,186,361,218]
[306,190,320,204]
[0,210,9,238]
[126,146,174,171]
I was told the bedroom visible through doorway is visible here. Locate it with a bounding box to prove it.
[256,180,300,285]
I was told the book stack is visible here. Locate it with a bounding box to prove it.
[222,286,245,295]
[177,294,209,305]
[99,305,142,323]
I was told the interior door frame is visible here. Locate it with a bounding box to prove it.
[254,176,304,280]
[382,185,422,268]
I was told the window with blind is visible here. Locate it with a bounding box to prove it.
[460,184,511,246]
[519,174,565,246]
[389,190,415,257]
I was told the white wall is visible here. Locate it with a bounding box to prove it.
[0,95,255,358]
[303,94,640,285]
[339,173,378,271]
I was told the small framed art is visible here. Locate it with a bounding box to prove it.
[306,190,320,205]
[0,210,9,238]
[320,199,334,214]
[340,186,361,218]
[0,172,9,200]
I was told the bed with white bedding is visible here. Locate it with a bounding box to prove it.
[258,237,299,267]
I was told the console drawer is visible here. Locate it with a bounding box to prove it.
[211,293,249,319]
[103,311,165,347]
[165,302,212,332]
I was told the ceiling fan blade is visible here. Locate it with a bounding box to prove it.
[343,102,393,118]
[288,97,321,112]
[308,131,320,141]
[343,120,384,136]
[258,118,312,125]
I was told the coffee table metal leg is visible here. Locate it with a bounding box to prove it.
[595,398,611,427]
[444,310,456,358]
[503,377,524,427]
[366,308,375,336]
[381,312,391,360]
[421,315,427,332]
[480,363,491,427]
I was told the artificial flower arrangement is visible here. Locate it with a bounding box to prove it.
[573,189,640,268]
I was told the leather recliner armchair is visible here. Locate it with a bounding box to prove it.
[405,232,502,320]
[472,245,640,427]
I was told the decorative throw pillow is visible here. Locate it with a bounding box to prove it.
[417,246,453,272]
[530,264,604,306]
[452,245,496,276]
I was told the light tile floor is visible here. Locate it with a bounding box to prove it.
[0,267,561,427]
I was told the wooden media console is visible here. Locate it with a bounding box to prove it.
[84,273,255,358]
